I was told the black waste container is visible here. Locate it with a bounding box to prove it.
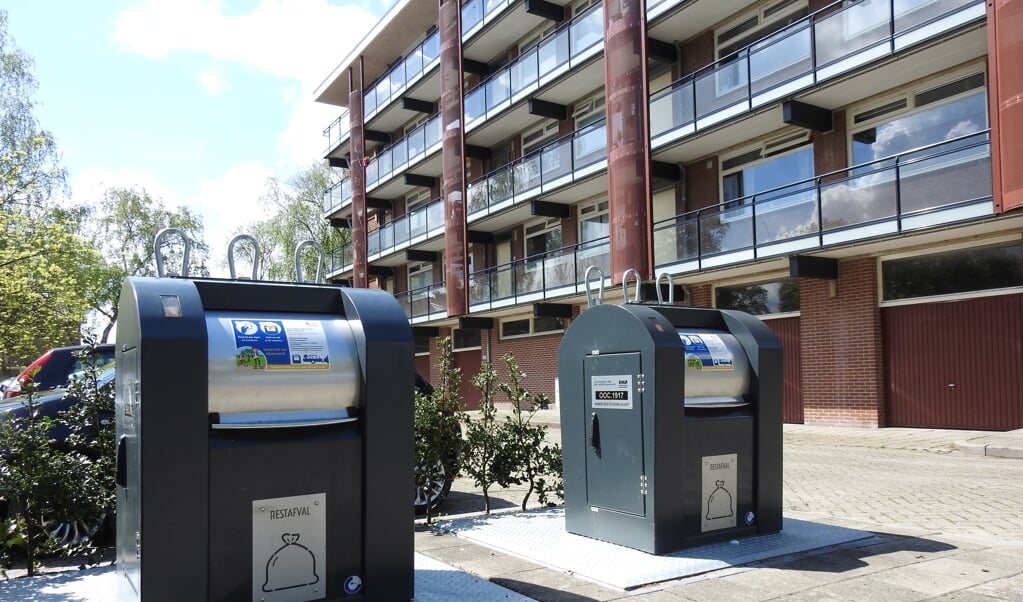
[116,277,413,601]
[557,302,782,554]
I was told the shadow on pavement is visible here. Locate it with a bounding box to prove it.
[765,532,957,573]
[491,577,600,601]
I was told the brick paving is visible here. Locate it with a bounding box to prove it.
[421,424,1023,600]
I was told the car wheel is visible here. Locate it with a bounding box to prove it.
[414,459,453,515]
[44,513,106,548]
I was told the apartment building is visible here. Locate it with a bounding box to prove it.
[315,0,1023,430]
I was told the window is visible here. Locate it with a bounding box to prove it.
[579,199,609,244]
[521,120,559,155]
[573,92,605,129]
[525,218,563,259]
[716,278,800,315]
[721,132,813,210]
[881,241,1023,302]
[415,335,431,355]
[851,72,987,169]
[716,0,809,93]
[408,262,433,292]
[452,328,482,350]
[500,316,565,339]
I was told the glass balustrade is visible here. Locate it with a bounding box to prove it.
[323,110,350,155]
[360,30,440,123]
[463,4,602,129]
[397,283,448,320]
[468,239,610,307]
[323,177,353,214]
[364,114,441,192]
[363,197,443,260]
[652,132,992,269]
[326,243,353,274]
[467,120,606,218]
[650,0,983,146]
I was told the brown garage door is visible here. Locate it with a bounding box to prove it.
[882,294,1023,430]
[765,316,803,424]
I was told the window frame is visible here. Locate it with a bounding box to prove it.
[719,131,813,213]
[452,328,483,351]
[713,273,801,319]
[877,236,1023,307]
[499,315,567,340]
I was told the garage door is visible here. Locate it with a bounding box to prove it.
[882,294,1023,430]
[765,316,803,424]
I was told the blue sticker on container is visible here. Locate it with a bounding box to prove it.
[745,511,755,525]
[680,333,734,371]
[231,319,330,371]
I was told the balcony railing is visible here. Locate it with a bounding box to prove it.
[647,0,689,21]
[323,109,351,155]
[652,131,993,273]
[462,0,515,40]
[327,242,353,275]
[649,0,984,148]
[467,119,607,220]
[468,238,610,310]
[323,176,352,215]
[463,4,603,132]
[367,197,445,260]
[395,282,448,321]
[363,30,441,123]
[365,114,443,191]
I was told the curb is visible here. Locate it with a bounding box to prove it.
[953,440,1023,459]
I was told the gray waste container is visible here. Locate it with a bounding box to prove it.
[115,277,413,601]
[557,302,782,554]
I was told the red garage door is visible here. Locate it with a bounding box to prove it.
[765,316,803,424]
[883,294,1023,430]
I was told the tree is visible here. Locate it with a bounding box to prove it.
[82,186,208,342]
[237,163,349,282]
[0,10,66,212]
[0,209,103,375]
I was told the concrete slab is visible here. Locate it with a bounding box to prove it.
[0,554,532,601]
[436,508,874,590]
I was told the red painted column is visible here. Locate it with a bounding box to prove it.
[349,60,369,288]
[440,0,468,315]
[988,0,1023,213]
[603,0,653,283]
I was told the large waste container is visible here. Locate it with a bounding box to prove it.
[557,298,782,554]
[115,276,414,601]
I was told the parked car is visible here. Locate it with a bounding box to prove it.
[2,345,115,400]
[0,366,115,547]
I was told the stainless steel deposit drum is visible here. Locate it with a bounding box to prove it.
[676,329,750,408]
[206,312,360,427]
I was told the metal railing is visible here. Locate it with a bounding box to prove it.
[462,0,515,39]
[365,114,443,191]
[649,0,984,146]
[652,131,992,270]
[463,4,603,131]
[468,238,610,308]
[323,109,351,156]
[323,177,352,214]
[467,119,607,218]
[367,197,445,259]
[395,282,449,321]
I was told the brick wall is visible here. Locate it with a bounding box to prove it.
[799,257,885,426]
[486,329,565,409]
[685,157,719,211]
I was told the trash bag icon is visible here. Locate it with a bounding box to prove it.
[262,533,319,592]
[706,480,734,520]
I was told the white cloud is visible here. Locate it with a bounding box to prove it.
[72,167,183,210]
[198,66,227,95]
[114,0,382,171]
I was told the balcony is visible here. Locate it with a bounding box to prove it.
[462,0,517,42]
[362,30,441,125]
[467,119,607,222]
[653,131,993,274]
[326,242,353,277]
[469,238,611,312]
[367,197,446,263]
[323,177,353,217]
[649,0,986,150]
[365,114,443,192]
[396,282,448,323]
[324,109,351,157]
[463,4,604,135]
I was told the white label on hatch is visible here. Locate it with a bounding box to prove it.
[591,375,633,410]
[252,493,326,602]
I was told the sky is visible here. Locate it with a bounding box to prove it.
[5,0,391,275]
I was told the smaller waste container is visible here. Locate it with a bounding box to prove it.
[116,275,414,601]
[557,288,782,554]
